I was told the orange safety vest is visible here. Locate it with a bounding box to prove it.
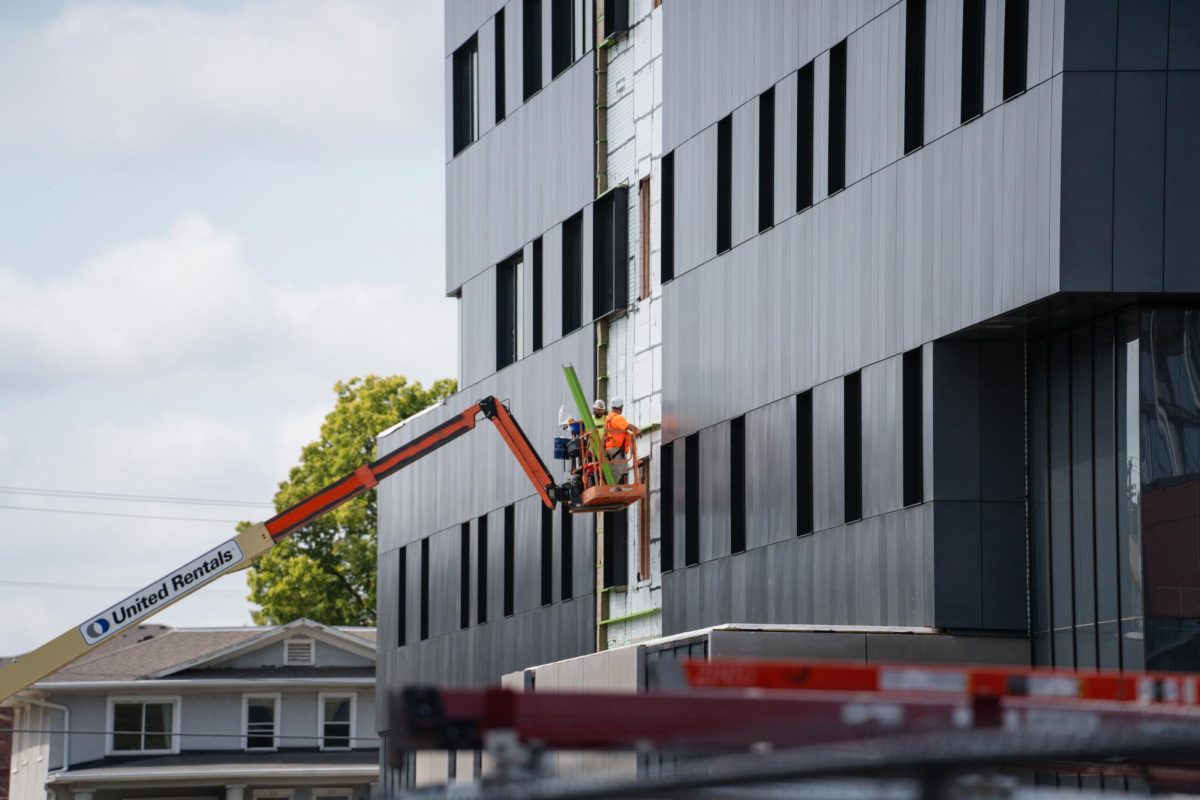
[604,412,632,451]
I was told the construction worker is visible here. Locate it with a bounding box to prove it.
[604,397,641,483]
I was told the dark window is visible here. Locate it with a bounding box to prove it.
[903,348,924,506]
[540,505,553,606]
[495,10,506,123]
[477,515,488,624]
[660,442,675,571]
[560,504,573,600]
[397,546,407,645]
[593,187,629,319]
[639,176,651,300]
[1002,0,1028,100]
[503,504,515,617]
[730,415,746,553]
[758,88,775,232]
[844,371,862,523]
[562,212,583,335]
[603,510,628,588]
[602,0,628,39]
[797,391,813,535]
[551,0,572,78]
[828,39,848,194]
[716,114,733,253]
[961,0,985,122]
[904,0,926,153]
[637,457,651,580]
[532,237,544,351]
[452,35,479,155]
[523,0,542,101]
[662,152,675,281]
[459,523,470,629]
[797,61,815,211]
[685,432,700,566]
[419,537,430,641]
[496,252,522,370]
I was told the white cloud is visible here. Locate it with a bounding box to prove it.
[0,0,441,154]
[0,214,456,390]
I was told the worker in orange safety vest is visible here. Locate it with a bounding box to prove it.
[603,397,641,482]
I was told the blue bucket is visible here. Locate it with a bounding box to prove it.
[553,437,570,459]
[569,421,584,435]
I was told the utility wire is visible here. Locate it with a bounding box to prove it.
[0,579,245,599]
[0,485,272,509]
[0,504,243,524]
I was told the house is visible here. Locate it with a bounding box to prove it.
[6,619,377,800]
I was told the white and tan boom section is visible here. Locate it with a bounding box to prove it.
[0,397,559,703]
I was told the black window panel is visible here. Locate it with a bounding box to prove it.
[551,0,573,78]
[730,415,746,553]
[602,0,629,39]
[477,514,488,624]
[828,40,848,194]
[459,523,470,629]
[844,371,862,523]
[540,505,553,606]
[452,35,479,155]
[495,10,506,123]
[758,88,775,232]
[419,537,430,641]
[560,504,574,600]
[904,0,926,153]
[716,114,733,253]
[662,151,675,281]
[523,0,542,101]
[503,504,515,617]
[685,432,700,566]
[1002,0,1028,100]
[593,187,629,319]
[661,442,675,570]
[496,253,521,370]
[797,61,815,211]
[903,348,924,506]
[603,510,628,588]
[797,391,813,535]
[532,237,544,351]
[562,212,583,335]
[961,0,985,122]
[397,546,407,645]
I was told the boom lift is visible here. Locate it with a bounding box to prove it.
[0,396,563,703]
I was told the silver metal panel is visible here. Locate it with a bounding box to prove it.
[446,0,506,55]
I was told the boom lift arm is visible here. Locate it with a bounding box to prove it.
[0,397,558,703]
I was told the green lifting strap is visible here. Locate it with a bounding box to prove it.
[562,363,617,486]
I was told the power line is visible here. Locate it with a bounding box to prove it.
[0,486,273,509]
[0,579,246,599]
[0,504,243,524]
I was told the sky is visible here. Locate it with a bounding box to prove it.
[0,0,454,654]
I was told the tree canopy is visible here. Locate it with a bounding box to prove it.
[246,374,456,626]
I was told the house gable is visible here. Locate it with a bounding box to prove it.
[150,620,374,678]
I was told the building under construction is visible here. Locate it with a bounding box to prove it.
[375,0,1200,789]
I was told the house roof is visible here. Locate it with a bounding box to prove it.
[37,619,375,684]
[47,750,379,785]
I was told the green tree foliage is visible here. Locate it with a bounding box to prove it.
[247,375,456,625]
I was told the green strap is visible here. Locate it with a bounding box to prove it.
[562,363,617,486]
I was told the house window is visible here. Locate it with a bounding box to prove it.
[660,443,674,571]
[639,176,651,300]
[730,415,746,554]
[716,114,733,254]
[1002,0,1029,100]
[797,390,813,535]
[797,61,815,211]
[108,697,178,754]
[828,39,848,194]
[904,0,926,153]
[637,457,651,580]
[540,504,553,606]
[532,237,544,351]
[254,791,294,800]
[662,152,675,281]
[243,694,279,751]
[419,537,430,641]
[318,693,355,751]
[312,790,351,800]
[496,252,523,370]
[844,371,863,523]
[593,187,629,320]
[684,432,700,566]
[503,504,515,617]
[758,87,775,232]
[283,638,315,666]
[961,0,985,122]
[452,35,479,155]
[560,504,573,601]
[460,522,470,629]
[495,9,506,123]
[523,0,542,101]
[562,212,583,335]
[903,348,924,506]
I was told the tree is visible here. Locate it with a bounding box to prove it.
[246,374,456,625]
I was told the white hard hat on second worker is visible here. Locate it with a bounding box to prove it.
[611,397,625,409]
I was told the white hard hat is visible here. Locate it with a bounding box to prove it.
[592,399,607,412]
[611,396,625,409]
